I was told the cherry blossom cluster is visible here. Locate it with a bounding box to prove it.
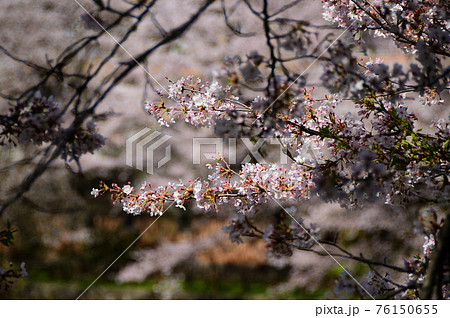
[432,118,450,140]
[263,213,320,258]
[321,0,450,53]
[395,207,446,299]
[93,158,315,216]
[222,208,320,258]
[98,69,448,212]
[144,76,249,128]
[335,212,447,299]
[320,43,407,99]
[321,39,447,103]
[421,89,445,107]
[335,215,442,299]
[0,92,106,163]
[321,41,449,106]
[320,41,361,97]
[60,120,106,162]
[222,214,253,244]
[335,271,393,299]
[0,93,63,146]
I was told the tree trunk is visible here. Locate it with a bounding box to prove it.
[421,213,450,299]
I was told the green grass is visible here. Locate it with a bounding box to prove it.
[183,278,268,299]
[4,268,335,299]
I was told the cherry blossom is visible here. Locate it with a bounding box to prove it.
[91,0,449,299]
[144,76,244,128]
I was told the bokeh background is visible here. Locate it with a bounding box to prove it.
[1,0,448,299]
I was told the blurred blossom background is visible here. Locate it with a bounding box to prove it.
[0,0,448,299]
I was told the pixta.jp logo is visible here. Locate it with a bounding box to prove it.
[126,128,172,175]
